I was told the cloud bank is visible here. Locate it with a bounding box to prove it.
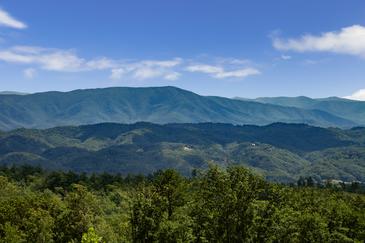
[273,25,365,58]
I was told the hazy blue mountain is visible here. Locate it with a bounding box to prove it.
[0,91,29,95]
[0,122,364,182]
[0,87,356,130]
[237,96,365,125]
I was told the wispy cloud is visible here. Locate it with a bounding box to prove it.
[280,55,292,60]
[186,64,222,74]
[86,57,117,70]
[139,59,182,68]
[0,45,182,81]
[110,68,126,80]
[215,57,251,65]
[0,8,27,29]
[186,64,260,79]
[133,67,165,80]
[273,25,365,58]
[110,58,182,81]
[0,45,259,81]
[164,72,180,81]
[344,89,365,101]
[0,46,87,71]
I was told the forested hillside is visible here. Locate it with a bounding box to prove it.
[1,122,364,183]
[0,165,364,242]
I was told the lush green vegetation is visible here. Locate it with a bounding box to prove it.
[0,165,364,242]
[0,122,364,183]
[0,86,358,131]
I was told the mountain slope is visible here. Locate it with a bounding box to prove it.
[0,87,356,130]
[0,122,363,182]
[244,96,365,125]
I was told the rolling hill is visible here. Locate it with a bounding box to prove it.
[0,86,358,130]
[0,122,364,183]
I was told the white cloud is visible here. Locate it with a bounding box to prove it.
[0,8,27,29]
[0,45,259,82]
[0,50,34,63]
[214,68,260,79]
[164,72,180,81]
[273,25,365,58]
[0,45,182,81]
[186,64,260,79]
[41,51,85,71]
[110,68,126,80]
[141,58,182,68]
[110,58,182,81]
[186,64,222,74]
[110,59,182,81]
[281,55,292,60]
[0,46,86,71]
[344,89,365,101]
[133,67,162,80]
[86,57,117,70]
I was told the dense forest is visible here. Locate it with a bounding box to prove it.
[1,122,365,183]
[0,165,364,242]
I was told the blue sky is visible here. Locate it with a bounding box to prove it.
[0,0,365,99]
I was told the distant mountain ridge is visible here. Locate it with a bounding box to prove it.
[0,86,359,130]
[237,96,365,125]
[0,91,29,95]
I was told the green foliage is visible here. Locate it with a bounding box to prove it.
[81,227,103,243]
[0,223,26,243]
[55,184,100,242]
[130,170,191,242]
[0,165,364,242]
[0,122,364,182]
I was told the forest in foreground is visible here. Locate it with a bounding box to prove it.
[0,165,364,243]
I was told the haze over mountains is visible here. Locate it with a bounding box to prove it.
[0,86,363,131]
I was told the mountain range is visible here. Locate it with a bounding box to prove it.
[1,122,364,183]
[0,86,364,130]
[240,96,365,126]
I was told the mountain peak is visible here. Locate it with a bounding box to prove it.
[0,86,360,130]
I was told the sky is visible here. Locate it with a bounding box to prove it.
[0,0,365,99]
